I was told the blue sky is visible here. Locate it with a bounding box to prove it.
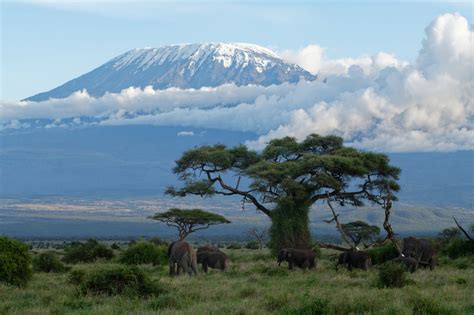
[1,1,472,100]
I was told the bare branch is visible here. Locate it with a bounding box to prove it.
[453,216,472,240]
[325,193,355,249]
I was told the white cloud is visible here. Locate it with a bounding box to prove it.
[1,13,472,153]
[177,131,195,136]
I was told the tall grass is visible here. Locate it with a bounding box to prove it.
[0,248,473,314]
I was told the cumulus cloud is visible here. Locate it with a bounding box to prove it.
[1,13,472,153]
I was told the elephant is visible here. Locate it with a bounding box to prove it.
[168,240,198,276]
[393,256,418,273]
[402,237,436,270]
[277,248,317,270]
[197,249,228,272]
[336,251,372,271]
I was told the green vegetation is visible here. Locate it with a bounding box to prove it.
[442,239,474,259]
[32,251,68,273]
[166,134,400,253]
[0,237,32,287]
[119,241,167,266]
[149,208,230,240]
[1,244,473,314]
[377,260,407,288]
[366,241,399,264]
[73,264,164,297]
[63,239,114,264]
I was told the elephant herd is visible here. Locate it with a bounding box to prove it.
[168,241,228,276]
[167,236,436,276]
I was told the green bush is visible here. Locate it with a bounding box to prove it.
[377,261,406,288]
[442,239,474,259]
[245,240,260,250]
[33,251,68,273]
[366,241,399,265]
[110,243,121,250]
[227,243,242,250]
[74,264,164,297]
[68,268,86,285]
[148,237,168,247]
[63,239,114,264]
[0,236,32,287]
[119,241,167,266]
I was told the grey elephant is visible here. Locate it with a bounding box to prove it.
[168,240,198,276]
[402,237,435,270]
[196,246,228,272]
[393,256,418,273]
[277,248,317,270]
[336,251,372,271]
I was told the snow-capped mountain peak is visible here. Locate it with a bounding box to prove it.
[26,43,316,102]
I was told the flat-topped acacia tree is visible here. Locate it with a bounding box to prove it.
[150,208,230,240]
[166,134,400,253]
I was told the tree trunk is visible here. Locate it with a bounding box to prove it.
[269,197,312,255]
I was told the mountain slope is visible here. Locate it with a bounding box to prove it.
[26,43,316,102]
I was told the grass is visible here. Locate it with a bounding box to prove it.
[1,248,473,314]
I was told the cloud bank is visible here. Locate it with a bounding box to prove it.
[1,13,472,152]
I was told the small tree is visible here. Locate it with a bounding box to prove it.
[149,208,230,240]
[341,220,380,247]
[439,227,462,241]
[247,227,268,250]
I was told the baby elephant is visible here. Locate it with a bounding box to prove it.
[393,256,418,273]
[196,246,228,272]
[336,251,372,271]
[277,248,317,270]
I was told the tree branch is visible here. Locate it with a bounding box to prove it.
[325,193,355,249]
[216,176,273,218]
[453,216,472,240]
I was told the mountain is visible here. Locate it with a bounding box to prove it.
[26,43,317,102]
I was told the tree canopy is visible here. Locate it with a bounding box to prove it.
[149,208,230,240]
[166,134,400,251]
[341,220,381,247]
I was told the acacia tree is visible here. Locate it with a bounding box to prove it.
[149,208,230,240]
[341,221,381,247]
[166,134,400,253]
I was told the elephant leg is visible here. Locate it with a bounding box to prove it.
[348,264,353,272]
[202,262,208,273]
[169,259,177,276]
[429,258,435,271]
[309,258,315,269]
[288,260,294,270]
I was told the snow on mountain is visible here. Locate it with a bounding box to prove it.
[26,43,317,102]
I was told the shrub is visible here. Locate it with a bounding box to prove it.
[33,251,68,273]
[68,268,86,285]
[245,240,260,250]
[148,237,168,247]
[281,298,329,315]
[74,265,164,297]
[366,241,399,265]
[62,239,114,264]
[377,261,406,288]
[110,243,121,250]
[442,239,474,259]
[0,236,32,287]
[227,243,242,250]
[119,241,167,266]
